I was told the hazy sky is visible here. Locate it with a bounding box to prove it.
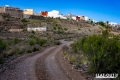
[0,0,120,23]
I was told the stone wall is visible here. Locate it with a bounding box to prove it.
[5,7,23,18]
[0,15,4,21]
[0,6,23,18]
[0,21,27,31]
[0,7,4,13]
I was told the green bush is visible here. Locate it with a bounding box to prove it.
[57,30,64,34]
[13,37,19,44]
[29,34,35,38]
[31,30,35,34]
[21,18,28,22]
[53,26,56,30]
[54,41,61,45]
[28,39,35,46]
[22,29,27,32]
[25,49,32,53]
[71,31,120,78]
[0,38,7,52]
[35,37,46,46]
[15,49,22,55]
[33,47,39,52]
[98,21,105,26]
[64,28,68,31]
[7,49,15,56]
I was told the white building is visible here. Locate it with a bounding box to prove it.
[58,14,67,19]
[48,10,59,18]
[85,16,89,21]
[93,20,98,23]
[109,22,117,27]
[72,15,76,20]
[24,9,33,15]
[27,26,48,32]
[66,13,72,20]
[23,9,33,18]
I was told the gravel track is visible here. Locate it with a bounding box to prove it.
[0,40,85,80]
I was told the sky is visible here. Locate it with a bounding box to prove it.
[0,0,120,24]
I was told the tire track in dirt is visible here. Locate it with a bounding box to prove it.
[36,40,85,80]
[35,47,57,80]
[44,45,69,80]
[0,47,56,80]
[36,44,69,80]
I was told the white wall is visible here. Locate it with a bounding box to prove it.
[27,27,47,32]
[85,16,89,21]
[109,22,117,27]
[48,10,59,18]
[58,15,67,19]
[72,16,76,20]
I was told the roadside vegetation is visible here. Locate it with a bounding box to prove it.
[63,30,120,79]
[0,32,55,64]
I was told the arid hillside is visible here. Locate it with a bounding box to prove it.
[0,18,102,38]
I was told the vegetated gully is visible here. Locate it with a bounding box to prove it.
[0,40,85,80]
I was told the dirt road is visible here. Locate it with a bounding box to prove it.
[0,40,85,80]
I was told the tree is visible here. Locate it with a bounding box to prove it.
[98,21,105,26]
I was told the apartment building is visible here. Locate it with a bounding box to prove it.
[0,6,23,18]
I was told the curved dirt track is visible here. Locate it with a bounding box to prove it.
[0,40,85,80]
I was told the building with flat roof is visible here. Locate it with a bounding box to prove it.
[27,25,48,32]
[24,9,33,15]
[48,10,59,18]
[80,16,85,20]
[0,5,23,18]
[40,11,48,17]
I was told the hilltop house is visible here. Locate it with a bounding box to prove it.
[48,10,59,18]
[72,15,76,20]
[76,16,80,21]
[80,16,85,20]
[109,22,117,27]
[0,5,23,18]
[58,14,67,19]
[40,11,48,17]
